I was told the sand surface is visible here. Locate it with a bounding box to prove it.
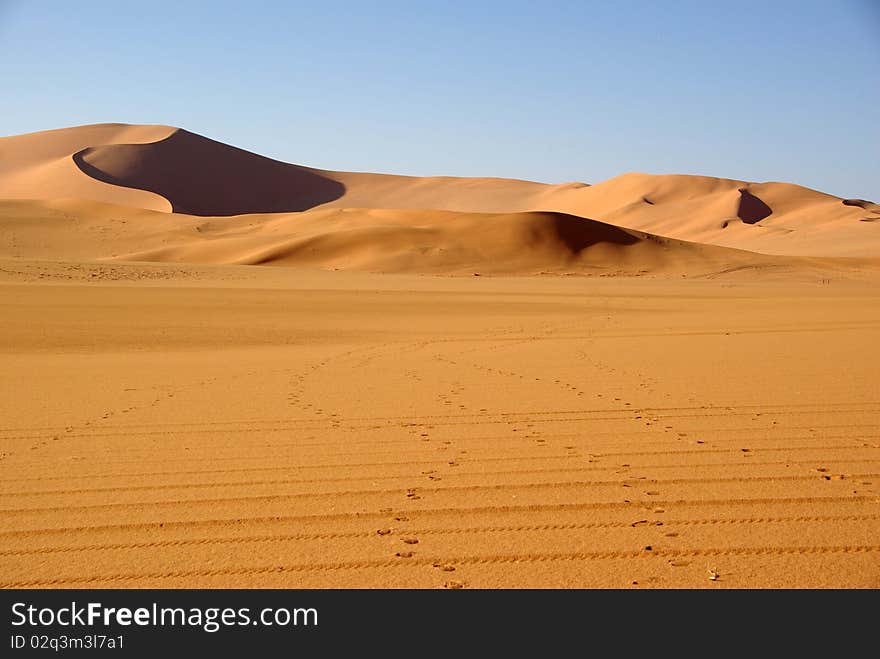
[0,123,878,588]
[0,262,877,588]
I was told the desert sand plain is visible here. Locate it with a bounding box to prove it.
[0,124,878,588]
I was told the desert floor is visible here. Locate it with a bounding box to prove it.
[0,260,877,588]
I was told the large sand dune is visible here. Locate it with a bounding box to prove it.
[2,123,878,262]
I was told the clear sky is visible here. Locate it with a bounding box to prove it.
[1,0,878,199]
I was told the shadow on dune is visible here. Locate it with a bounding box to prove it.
[737,188,772,224]
[73,129,345,216]
[842,198,876,209]
[541,212,642,253]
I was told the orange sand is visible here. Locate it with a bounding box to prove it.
[0,124,877,588]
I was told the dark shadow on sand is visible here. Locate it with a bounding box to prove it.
[737,188,772,224]
[73,130,345,216]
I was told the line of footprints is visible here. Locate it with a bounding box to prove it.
[372,424,470,589]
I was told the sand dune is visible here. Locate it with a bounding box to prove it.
[331,170,879,256]
[117,207,661,273]
[4,198,876,278]
[2,123,877,261]
[546,174,880,258]
[0,124,175,212]
[1,125,345,216]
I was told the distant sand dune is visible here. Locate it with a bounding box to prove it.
[1,123,878,263]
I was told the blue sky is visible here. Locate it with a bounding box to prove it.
[1,0,878,199]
